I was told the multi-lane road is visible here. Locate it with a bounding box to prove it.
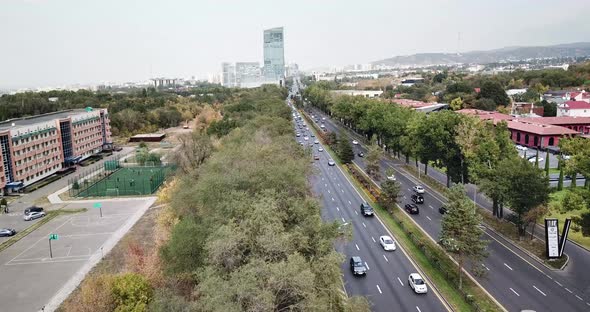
[288,87,449,311]
[306,104,590,311]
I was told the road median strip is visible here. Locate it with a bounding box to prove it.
[0,208,87,253]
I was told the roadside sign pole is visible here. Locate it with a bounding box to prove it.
[49,238,52,258]
[94,202,103,218]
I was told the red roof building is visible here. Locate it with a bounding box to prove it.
[457,109,578,148]
[557,101,590,117]
[520,116,590,134]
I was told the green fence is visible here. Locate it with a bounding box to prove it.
[69,159,175,197]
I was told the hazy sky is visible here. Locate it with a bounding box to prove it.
[1,0,589,89]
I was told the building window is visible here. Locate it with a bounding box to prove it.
[525,134,529,145]
[534,136,538,146]
[548,137,555,146]
[516,132,521,142]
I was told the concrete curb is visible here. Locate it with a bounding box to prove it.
[40,197,156,312]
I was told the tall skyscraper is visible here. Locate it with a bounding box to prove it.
[263,27,285,81]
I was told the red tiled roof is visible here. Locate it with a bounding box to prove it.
[457,109,578,136]
[520,116,590,125]
[562,101,590,110]
[570,92,581,98]
[393,99,434,108]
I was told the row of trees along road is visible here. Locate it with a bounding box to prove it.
[304,83,550,239]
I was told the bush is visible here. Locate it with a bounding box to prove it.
[62,274,116,312]
[148,289,193,312]
[111,273,153,312]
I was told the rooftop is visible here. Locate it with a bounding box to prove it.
[561,101,590,110]
[0,109,92,132]
[520,116,590,125]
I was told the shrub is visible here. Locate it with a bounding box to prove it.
[111,273,153,312]
[61,274,116,312]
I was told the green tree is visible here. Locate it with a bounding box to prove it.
[450,97,464,110]
[544,150,550,176]
[573,212,590,237]
[478,80,510,107]
[534,150,539,168]
[379,180,401,212]
[557,160,564,191]
[560,137,590,189]
[503,158,550,237]
[440,185,488,289]
[473,98,497,111]
[541,100,557,117]
[562,191,586,212]
[337,132,354,164]
[111,273,153,312]
[365,143,383,180]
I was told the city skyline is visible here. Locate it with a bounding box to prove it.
[1,0,590,89]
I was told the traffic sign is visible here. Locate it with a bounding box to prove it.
[49,234,58,240]
[93,202,102,209]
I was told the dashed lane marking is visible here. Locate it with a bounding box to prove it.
[510,288,520,296]
[565,288,573,294]
[355,244,359,251]
[342,217,346,223]
[397,277,403,286]
[362,222,366,228]
[376,285,382,294]
[576,295,583,301]
[336,207,339,212]
[372,237,376,242]
[533,285,547,296]
[383,254,389,262]
[426,216,432,221]
[555,281,563,287]
[365,262,370,270]
[504,263,513,271]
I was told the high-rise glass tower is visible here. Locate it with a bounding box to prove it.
[263,27,285,81]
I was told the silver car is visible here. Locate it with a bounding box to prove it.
[24,211,46,221]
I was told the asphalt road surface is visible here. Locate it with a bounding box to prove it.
[307,106,590,311]
[288,91,449,311]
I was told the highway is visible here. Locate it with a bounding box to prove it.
[288,83,449,311]
[306,105,590,312]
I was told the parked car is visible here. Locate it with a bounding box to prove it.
[413,185,425,194]
[0,228,16,237]
[439,206,448,214]
[408,273,428,294]
[528,157,544,163]
[515,145,528,151]
[404,203,419,214]
[24,206,44,215]
[411,194,424,204]
[24,211,46,221]
[112,146,123,152]
[350,256,367,276]
[387,174,396,181]
[379,235,396,251]
[360,203,374,216]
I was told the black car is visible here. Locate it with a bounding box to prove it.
[360,203,374,216]
[411,194,424,204]
[405,203,419,214]
[350,256,367,276]
[439,206,447,214]
[0,228,16,237]
[357,152,365,157]
[24,206,43,215]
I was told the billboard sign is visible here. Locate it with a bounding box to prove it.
[545,219,560,258]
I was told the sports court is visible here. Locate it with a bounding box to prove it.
[75,166,169,197]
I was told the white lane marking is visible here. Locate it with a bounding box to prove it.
[416,307,422,312]
[342,217,346,223]
[341,189,345,193]
[355,244,359,251]
[576,295,583,301]
[365,262,370,270]
[327,189,331,193]
[331,197,335,201]
[376,285,382,294]
[372,237,376,242]
[555,281,563,287]
[533,285,547,296]
[397,277,403,286]
[324,183,327,187]
[481,263,490,271]
[546,275,553,280]
[336,207,340,212]
[355,211,358,215]
[407,188,411,192]
[362,222,366,228]
[428,205,433,209]
[383,254,389,262]
[565,288,573,293]
[348,200,352,205]
[426,216,432,221]
[510,288,520,296]
[504,263,513,271]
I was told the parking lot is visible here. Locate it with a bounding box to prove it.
[0,198,154,312]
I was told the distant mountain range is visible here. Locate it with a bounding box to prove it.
[372,42,590,67]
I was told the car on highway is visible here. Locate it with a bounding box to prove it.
[328,160,336,166]
[320,124,325,129]
[515,145,528,151]
[352,140,359,145]
[379,235,396,251]
[360,202,374,216]
[299,141,304,146]
[387,174,396,181]
[411,194,424,204]
[318,147,323,152]
[404,203,419,214]
[314,155,320,160]
[350,256,367,276]
[408,273,428,294]
[304,136,309,141]
[296,133,301,137]
[438,206,448,214]
[0,228,16,237]
[24,211,46,221]
[357,152,364,157]
[310,133,315,137]
[314,139,319,144]
[413,185,425,194]
[322,117,326,121]
[24,206,44,215]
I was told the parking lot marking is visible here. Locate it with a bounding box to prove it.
[376,285,382,294]
[426,216,432,221]
[510,288,520,296]
[533,285,547,296]
[372,237,376,242]
[504,263,513,271]
[355,244,359,251]
[383,254,388,262]
[397,277,403,286]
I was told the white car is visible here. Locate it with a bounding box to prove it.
[314,140,319,144]
[515,145,528,151]
[379,235,396,251]
[322,117,326,121]
[528,157,544,163]
[328,160,336,166]
[413,185,425,194]
[304,136,309,141]
[318,147,324,152]
[408,273,428,294]
[320,124,326,129]
[24,211,46,221]
[352,140,359,145]
[387,175,396,181]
